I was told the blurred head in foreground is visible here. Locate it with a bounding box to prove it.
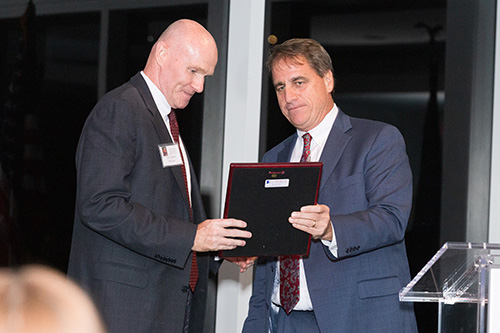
[0,265,106,333]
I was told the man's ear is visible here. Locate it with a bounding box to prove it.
[324,70,334,93]
[156,41,168,65]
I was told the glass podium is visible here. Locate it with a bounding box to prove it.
[400,242,500,333]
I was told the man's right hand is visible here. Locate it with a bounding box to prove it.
[192,219,252,252]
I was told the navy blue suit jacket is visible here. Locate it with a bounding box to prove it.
[68,73,217,333]
[243,109,418,332]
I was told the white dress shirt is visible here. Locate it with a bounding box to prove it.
[272,104,339,311]
[140,71,192,201]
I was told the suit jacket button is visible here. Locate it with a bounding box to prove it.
[181,286,189,293]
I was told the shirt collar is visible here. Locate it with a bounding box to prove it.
[140,71,172,120]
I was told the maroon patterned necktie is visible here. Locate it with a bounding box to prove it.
[279,132,312,314]
[168,110,198,292]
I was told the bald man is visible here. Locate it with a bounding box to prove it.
[67,19,252,333]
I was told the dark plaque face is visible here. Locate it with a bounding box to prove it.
[221,162,322,257]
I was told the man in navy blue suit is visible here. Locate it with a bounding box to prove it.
[243,38,418,332]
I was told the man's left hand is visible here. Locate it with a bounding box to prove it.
[289,204,333,241]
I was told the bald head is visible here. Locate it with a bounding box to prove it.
[143,19,218,109]
[158,19,216,50]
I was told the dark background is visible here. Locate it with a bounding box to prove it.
[0,1,446,331]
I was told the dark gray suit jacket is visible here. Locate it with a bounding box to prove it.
[68,73,217,333]
[243,110,418,332]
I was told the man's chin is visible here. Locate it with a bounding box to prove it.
[287,115,308,130]
[174,100,191,110]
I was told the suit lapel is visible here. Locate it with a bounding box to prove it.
[318,109,352,190]
[277,135,297,162]
[275,110,352,189]
[130,73,190,208]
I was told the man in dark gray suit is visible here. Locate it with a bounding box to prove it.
[67,19,252,333]
[243,38,418,332]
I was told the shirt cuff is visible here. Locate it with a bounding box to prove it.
[320,220,338,257]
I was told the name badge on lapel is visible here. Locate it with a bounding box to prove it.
[158,143,183,168]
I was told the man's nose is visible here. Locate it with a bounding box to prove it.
[192,76,205,93]
[284,88,297,103]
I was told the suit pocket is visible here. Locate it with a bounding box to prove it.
[93,262,149,288]
[357,275,400,299]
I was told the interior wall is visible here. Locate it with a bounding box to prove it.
[441,0,496,244]
[215,1,266,332]
[491,0,500,244]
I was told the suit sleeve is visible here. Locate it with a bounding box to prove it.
[75,95,197,269]
[325,124,413,259]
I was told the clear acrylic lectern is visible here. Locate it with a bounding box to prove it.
[400,242,500,333]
